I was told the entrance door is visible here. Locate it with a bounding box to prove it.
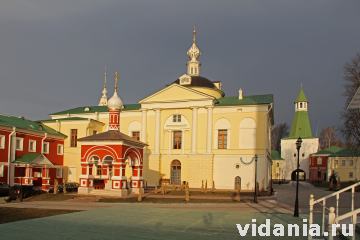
[234,176,241,190]
[170,160,181,185]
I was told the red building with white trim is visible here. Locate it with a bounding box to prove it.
[0,114,66,191]
[78,72,146,196]
[309,146,342,183]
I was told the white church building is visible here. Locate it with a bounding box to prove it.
[281,88,319,180]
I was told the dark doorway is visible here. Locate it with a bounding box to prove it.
[291,169,306,181]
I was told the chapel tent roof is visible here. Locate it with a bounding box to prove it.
[78,130,147,147]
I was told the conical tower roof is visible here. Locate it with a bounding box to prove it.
[288,88,313,139]
[295,88,308,102]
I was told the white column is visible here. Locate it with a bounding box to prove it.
[141,109,147,142]
[182,129,185,155]
[168,130,171,155]
[155,109,160,154]
[206,107,213,153]
[191,107,198,154]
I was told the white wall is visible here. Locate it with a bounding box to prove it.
[281,138,319,180]
[213,155,266,190]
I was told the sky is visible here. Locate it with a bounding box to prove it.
[0,0,360,135]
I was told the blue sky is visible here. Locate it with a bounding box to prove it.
[1,0,359,134]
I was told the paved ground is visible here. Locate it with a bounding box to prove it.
[0,182,358,239]
[273,181,360,215]
[0,202,307,240]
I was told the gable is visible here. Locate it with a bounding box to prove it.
[139,84,215,104]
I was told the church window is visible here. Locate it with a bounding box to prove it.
[132,131,140,141]
[218,129,228,149]
[0,135,5,149]
[29,139,36,152]
[173,131,182,149]
[43,142,49,154]
[97,166,102,176]
[172,114,181,123]
[15,137,23,151]
[300,102,303,108]
[57,144,64,155]
[277,163,280,167]
[0,164,3,177]
[70,129,77,147]
[317,157,322,166]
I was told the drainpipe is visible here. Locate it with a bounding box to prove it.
[267,103,274,192]
[7,127,16,186]
[41,133,47,153]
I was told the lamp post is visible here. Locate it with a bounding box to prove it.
[294,137,302,217]
[254,154,258,203]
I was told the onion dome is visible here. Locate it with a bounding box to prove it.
[107,72,123,110]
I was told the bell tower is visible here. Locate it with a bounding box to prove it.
[186,26,201,76]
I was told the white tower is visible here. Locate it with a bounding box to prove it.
[98,69,108,106]
[187,26,201,76]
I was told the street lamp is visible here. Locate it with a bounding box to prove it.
[254,154,258,203]
[294,137,302,217]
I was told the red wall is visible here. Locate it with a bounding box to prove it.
[44,137,64,166]
[0,129,11,163]
[14,132,43,159]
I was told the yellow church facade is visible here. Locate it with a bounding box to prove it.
[42,29,274,191]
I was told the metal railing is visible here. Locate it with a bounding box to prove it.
[309,181,360,239]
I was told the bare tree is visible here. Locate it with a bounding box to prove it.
[319,126,343,149]
[271,123,289,151]
[342,54,360,148]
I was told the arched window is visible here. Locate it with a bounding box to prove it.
[239,118,256,149]
[103,156,114,164]
[89,155,100,164]
[170,160,181,185]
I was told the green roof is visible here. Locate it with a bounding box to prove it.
[271,150,284,160]
[330,148,360,157]
[315,146,344,155]
[288,111,313,139]
[13,153,54,166]
[40,117,104,124]
[295,88,308,103]
[215,94,273,106]
[0,114,66,138]
[51,104,141,115]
